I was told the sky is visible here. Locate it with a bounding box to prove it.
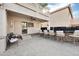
[71,3,79,19]
[47,3,79,19]
[47,3,69,12]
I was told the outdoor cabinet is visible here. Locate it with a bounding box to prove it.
[0,36,6,54]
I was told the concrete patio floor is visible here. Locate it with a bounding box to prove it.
[0,35,79,56]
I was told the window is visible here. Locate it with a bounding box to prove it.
[22,22,34,29]
[27,23,34,27]
[22,22,34,34]
[22,22,27,29]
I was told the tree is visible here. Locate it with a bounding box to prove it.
[39,3,48,8]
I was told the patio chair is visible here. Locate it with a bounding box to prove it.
[43,30,49,38]
[49,30,55,39]
[39,30,44,36]
[68,30,79,44]
[6,32,23,48]
[56,31,65,41]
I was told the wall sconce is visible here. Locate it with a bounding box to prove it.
[0,3,3,8]
[31,17,36,20]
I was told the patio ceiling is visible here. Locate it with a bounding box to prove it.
[7,10,48,22]
[4,3,49,21]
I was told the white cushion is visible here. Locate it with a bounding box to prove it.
[44,30,48,34]
[10,38,18,43]
[56,31,65,36]
[69,30,79,37]
[74,30,79,36]
[49,30,55,35]
[39,30,43,33]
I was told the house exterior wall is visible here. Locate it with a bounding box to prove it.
[0,7,7,36]
[7,12,42,34]
[50,8,72,27]
[70,19,79,26]
[0,7,7,53]
[41,22,48,27]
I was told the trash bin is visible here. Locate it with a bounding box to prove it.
[0,36,6,54]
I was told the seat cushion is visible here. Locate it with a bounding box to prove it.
[10,38,18,43]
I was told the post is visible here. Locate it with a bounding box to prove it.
[0,5,7,53]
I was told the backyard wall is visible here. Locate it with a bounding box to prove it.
[50,8,72,27]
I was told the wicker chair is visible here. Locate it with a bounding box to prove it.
[43,30,49,38]
[56,31,65,41]
[6,32,22,48]
[49,30,55,39]
[39,30,44,37]
[69,30,79,44]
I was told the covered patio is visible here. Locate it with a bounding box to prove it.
[0,35,79,56]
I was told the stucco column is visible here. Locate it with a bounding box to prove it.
[0,6,7,53]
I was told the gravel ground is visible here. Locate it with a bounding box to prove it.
[0,35,79,56]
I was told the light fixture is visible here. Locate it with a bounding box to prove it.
[0,3,3,8]
[31,17,36,20]
[0,3,2,6]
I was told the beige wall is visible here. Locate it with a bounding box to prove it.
[70,19,79,26]
[0,7,7,53]
[27,27,40,34]
[50,8,72,27]
[7,12,42,34]
[7,14,22,34]
[0,7,7,36]
[41,22,48,27]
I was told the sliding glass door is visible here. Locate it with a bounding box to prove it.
[22,22,34,34]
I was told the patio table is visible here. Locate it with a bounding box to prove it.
[69,35,79,44]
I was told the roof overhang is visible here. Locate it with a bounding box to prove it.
[3,3,49,21]
[7,10,48,23]
[16,3,49,21]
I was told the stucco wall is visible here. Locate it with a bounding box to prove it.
[27,27,40,34]
[0,7,7,53]
[50,8,72,27]
[41,22,48,27]
[7,12,41,34]
[0,7,7,36]
[70,19,79,26]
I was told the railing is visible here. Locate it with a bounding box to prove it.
[41,26,79,33]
